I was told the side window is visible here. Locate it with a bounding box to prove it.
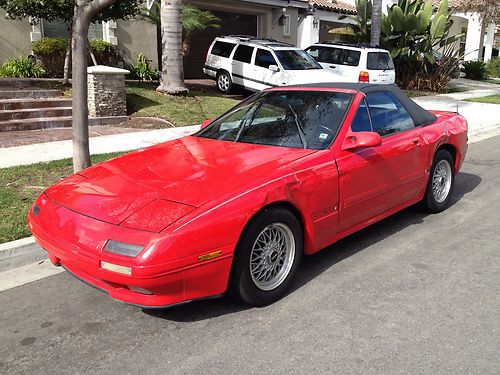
[351,99,372,132]
[233,45,254,63]
[366,92,415,136]
[211,41,236,58]
[306,47,319,59]
[255,49,277,69]
[340,49,361,66]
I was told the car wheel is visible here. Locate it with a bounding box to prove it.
[230,208,303,306]
[423,149,455,213]
[216,71,232,93]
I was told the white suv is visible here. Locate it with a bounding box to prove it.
[305,42,396,84]
[204,36,337,93]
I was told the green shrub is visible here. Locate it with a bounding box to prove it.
[462,60,488,80]
[32,38,67,78]
[89,39,122,67]
[0,57,44,78]
[486,58,500,78]
[127,54,158,81]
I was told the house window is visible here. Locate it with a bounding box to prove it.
[42,20,103,40]
[283,15,291,37]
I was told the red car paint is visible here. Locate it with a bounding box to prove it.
[28,87,468,308]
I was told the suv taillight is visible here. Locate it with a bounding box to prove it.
[359,71,369,83]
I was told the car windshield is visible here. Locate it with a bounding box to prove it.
[195,91,353,150]
[274,50,322,70]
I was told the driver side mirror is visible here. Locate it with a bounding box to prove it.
[269,65,280,72]
[341,131,382,151]
[201,120,212,129]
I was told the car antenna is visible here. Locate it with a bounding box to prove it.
[456,103,459,114]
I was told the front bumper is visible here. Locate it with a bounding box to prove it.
[28,194,234,308]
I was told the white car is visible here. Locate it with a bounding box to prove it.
[305,43,396,84]
[203,36,338,93]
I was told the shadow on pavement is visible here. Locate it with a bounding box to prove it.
[144,171,481,322]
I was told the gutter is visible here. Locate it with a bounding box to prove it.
[240,0,310,9]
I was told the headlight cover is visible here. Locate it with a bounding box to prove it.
[104,240,144,258]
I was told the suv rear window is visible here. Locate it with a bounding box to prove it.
[233,45,254,63]
[367,52,394,70]
[211,41,236,58]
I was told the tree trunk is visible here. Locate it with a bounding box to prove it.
[62,24,73,86]
[371,0,382,46]
[71,0,117,172]
[157,0,188,95]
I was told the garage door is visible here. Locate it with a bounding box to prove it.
[183,10,258,79]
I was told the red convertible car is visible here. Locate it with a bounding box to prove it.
[28,83,468,308]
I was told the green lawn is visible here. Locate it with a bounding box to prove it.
[484,79,500,85]
[0,153,123,244]
[126,82,239,126]
[464,94,500,104]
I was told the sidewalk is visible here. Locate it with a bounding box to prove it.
[0,124,200,168]
[413,80,500,138]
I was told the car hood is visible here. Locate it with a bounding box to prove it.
[45,136,314,228]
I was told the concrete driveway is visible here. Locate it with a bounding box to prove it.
[0,136,499,374]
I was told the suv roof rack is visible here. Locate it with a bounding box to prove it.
[318,41,381,49]
[224,35,295,47]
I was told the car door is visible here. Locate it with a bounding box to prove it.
[231,44,257,90]
[335,92,427,231]
[306,46,344,80]
[251,48,281,90]
[338,48,362,82]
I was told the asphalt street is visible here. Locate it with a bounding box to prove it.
[0,136,499,374]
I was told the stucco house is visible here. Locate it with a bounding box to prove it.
[0,0,497,78]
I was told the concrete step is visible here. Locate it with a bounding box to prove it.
[0,107,72,121]
[0,115,128,132]
[0,89,62,100]
[0,98,72,111]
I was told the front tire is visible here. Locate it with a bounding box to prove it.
[423,149,455,213]
[216,71,232,94]
[230,208,303,306]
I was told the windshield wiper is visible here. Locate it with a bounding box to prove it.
[288,105,307,149]
[234,100,264,142]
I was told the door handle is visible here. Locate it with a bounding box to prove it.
[411,137,420,145]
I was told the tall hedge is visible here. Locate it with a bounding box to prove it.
[32,38,67,77]
[31,38,122,78]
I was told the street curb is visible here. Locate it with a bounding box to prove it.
[0,236,36,260]
[0,237,47,273]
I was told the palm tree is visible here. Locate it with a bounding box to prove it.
[371,0,382,46]
[157,0,188,95]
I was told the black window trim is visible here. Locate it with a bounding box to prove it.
[350,97,374,133]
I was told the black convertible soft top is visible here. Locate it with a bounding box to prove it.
[286,83,438,127]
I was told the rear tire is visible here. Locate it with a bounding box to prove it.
[216,71,232,94]
[422,149,455,213]
[230,208,303,306]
